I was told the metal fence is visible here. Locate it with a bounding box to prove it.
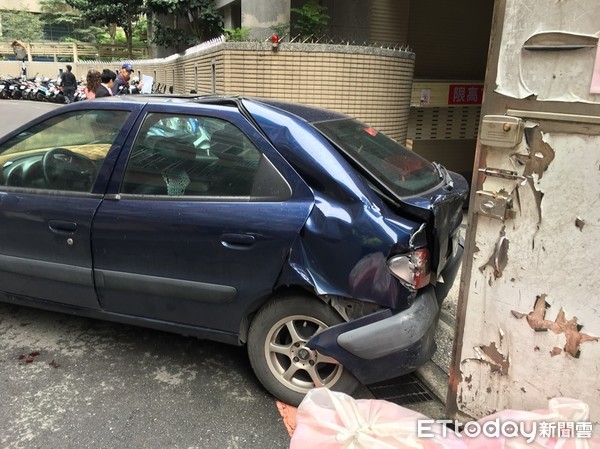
[0,41,148,63]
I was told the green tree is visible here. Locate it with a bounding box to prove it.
[291,0,329,40]
[146,0,223,52]
[95,20,146,46]
[132,17,148,46]
[40,0,102,42]
[65,0,145,58]
[1,11,44,42]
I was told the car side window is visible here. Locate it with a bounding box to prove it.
[121,113,290,200]
[0,110,129,192]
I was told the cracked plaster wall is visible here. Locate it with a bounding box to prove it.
[457,130,600,423]
[453,0,600,427]
[496,1,600,102]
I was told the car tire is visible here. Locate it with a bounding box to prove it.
[247,292,359,406]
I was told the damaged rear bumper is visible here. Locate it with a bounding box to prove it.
[307,242,463,385]
[308,287,439,384]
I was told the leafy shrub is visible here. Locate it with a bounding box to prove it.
[290,0,329,40]
[224,27,250,42]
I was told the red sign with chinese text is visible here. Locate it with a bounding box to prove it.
[448,84,484,105]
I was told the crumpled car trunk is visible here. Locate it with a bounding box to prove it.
[395,168,468,278]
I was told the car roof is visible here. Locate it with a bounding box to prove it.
[93,94,351,124]
[248,98,351,123]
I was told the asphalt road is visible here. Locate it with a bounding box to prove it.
[0,101,59,134]
[0,101,292,448]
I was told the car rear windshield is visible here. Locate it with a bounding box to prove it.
[313,119,442,197]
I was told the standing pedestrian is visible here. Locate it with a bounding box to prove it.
[60,64,77,104]
[95,69,117,98]
[84,69,101,100]
[112,63,143,95]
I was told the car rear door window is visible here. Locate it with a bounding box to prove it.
[121,113,289,200]
[0,110,130,192]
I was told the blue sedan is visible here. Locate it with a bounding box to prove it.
[0,95,467,405]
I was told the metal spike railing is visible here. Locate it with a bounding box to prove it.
[77,32,411,68]
[280,33,411,52]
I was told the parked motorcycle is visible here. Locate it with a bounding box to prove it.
[0,78,20,99]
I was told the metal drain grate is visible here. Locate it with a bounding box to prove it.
[368,373,435,406]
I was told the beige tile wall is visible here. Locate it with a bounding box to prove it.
[0,42,415,142]
[131,43,415,142]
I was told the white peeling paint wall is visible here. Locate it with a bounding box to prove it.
[452,0,600,430]
[496,1,600,102]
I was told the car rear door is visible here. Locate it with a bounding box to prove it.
[91,104,314,335]
[0,106,140,309]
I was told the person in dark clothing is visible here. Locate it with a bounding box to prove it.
[60,64,78,104]
[95,69,117,98]
[112,63,143,95]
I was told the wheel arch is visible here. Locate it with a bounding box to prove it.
[238,285,343,344]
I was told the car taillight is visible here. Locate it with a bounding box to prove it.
[387,249,431,290]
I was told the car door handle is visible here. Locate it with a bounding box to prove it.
[48,220,77,234]
[220,233,256,249]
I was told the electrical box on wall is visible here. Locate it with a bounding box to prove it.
[480,115,524,148]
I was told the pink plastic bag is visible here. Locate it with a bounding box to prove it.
[290,389,600,449]
[464,397,600,449]
[290,388,466,449]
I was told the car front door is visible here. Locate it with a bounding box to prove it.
[0,107,137,309]
[91,105,314,336]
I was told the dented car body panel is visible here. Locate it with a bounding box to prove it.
[246,98,468,382]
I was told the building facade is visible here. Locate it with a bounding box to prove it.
[212,0,494,181]
[1,0,494,180]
